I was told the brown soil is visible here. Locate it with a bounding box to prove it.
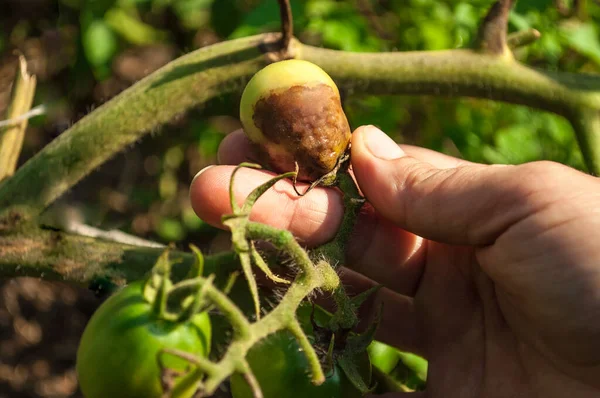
[0,278,99,398]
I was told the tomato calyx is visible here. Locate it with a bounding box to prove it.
[141,246,214,324]
[304,286,384,396]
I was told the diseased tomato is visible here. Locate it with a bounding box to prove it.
[76,281,211,398]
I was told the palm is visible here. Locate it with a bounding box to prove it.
[414,239,599,398]
[190,128,600,397]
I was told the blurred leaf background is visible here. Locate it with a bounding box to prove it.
[0,0,599,396]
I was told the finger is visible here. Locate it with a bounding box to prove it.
[399,144,476,169]
[347,203,427,296]
[350,125,560,245]
[190,165,343,246]
[190,165,426,295]
[217,129,256,165]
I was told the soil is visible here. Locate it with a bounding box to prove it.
[0,278,99,397]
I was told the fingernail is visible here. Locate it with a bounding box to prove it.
[362,125,405,160]
[191,165,214,184]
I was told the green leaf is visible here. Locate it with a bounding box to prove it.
[561,22,600,66]
[82,19,118,67]
[172,0,213,30]
[105,8,169,44]
[484,124,542,164]
[514,0,554,14]
[157,218,185,241]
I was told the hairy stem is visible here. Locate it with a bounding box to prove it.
[246,222,315,275]
[198,245,337,395]
[0,228,239,286]
[0,34,280,225]
[3,34,600,227]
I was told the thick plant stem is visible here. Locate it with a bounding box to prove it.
[3,39,600,227]
[0,228,239,286]
[3,36,600,227]
[0,34,280,226]
[300,46,600,174]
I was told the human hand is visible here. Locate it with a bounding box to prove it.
[190,125,600,397]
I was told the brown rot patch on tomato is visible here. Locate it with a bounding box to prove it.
[252,84,351,182]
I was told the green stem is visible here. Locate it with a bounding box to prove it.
[151,260,170,318]
[3,34,600,225]
[0,34,279,225]
[0,228,239,286]
[313,170,364,263]
[300,45,600,173]
[246,221,315,275]
[569,108,600,175]
[199,276,252,338]
[507,29,541,49]
[188,221,340,396]
[288,319,326,385]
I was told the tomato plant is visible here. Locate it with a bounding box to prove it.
[230,330,370,398]
[76,280,212,398]
[230,303,372,398]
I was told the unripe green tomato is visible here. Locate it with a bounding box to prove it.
[367,340,400,374]
[239,59,351,183]
[76,281,211,398]
[230,331,369,398]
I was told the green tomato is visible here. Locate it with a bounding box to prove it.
[230,330,369,398]
[367,340,400,374]
[76,281,211,398]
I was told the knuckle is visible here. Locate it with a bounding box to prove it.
[398,157,440,192]
[512,161,570,200]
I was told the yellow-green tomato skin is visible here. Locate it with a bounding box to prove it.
[76,281,211,398]
[367,340,400,374]
[240,59,339,142]
[239,60,351,182]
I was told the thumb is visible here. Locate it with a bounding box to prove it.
[350,125,540,245]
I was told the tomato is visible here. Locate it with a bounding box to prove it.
[367,340,400,374]
[230,303,371,398]
[76,281,211,398]
[230,330,370,398]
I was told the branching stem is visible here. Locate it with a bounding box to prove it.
[475,0,514,56]
[277,0,293,52]
[507,29,541,49]
[4,33,600,228]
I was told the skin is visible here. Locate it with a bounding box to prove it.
[190,125,600,397]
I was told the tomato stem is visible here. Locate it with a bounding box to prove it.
[288,319,325,386]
